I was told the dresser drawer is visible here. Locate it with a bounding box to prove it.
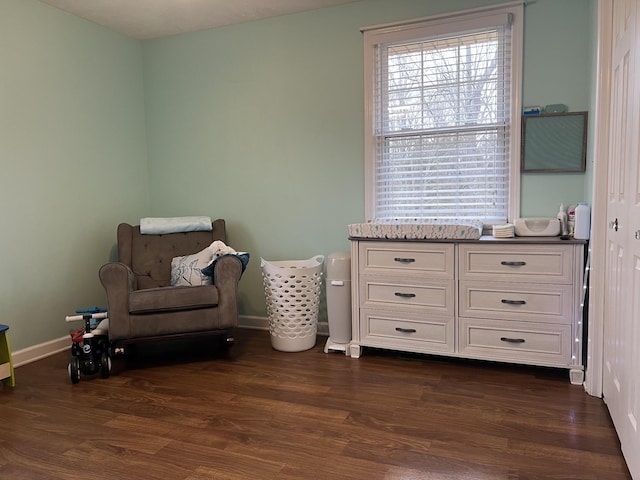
[360,309,454,353]
[459,281,573,323]
[459,244,574,284]
[459,318,572,367]
[359,242,454,279]
[360,276,454,315]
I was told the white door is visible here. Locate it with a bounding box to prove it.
[602,0,640,477]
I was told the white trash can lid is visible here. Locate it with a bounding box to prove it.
[327,252,350,278]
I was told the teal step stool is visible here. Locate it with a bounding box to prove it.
[0,324,15,387]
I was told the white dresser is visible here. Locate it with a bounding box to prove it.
[349,237,586,384]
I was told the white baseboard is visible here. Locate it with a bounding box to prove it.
[238,315,329,335]
[317,321,329,336]
[12,315,329,367]
[238,315,269,330]
[13,336,70,368]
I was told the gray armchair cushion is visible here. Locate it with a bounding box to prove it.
[129,285,218,313]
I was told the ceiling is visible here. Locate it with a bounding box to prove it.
[38,0,362,40]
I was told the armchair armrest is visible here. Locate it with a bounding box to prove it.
[211,255,243,327]
[99,262,136,340]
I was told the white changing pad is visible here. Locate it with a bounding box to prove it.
[348,220,483,240]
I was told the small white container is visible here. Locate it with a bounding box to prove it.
[557,203,568,236]
[567,204,577,236]
[574,203,591,240]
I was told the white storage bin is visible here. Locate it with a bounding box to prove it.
[261,255,324,352]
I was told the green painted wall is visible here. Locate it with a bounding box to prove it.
[0,0,149,350]
[520,0,594,216]
[0,0,594,351]
[143,0,595,319]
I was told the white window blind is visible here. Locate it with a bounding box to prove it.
[364,6,522,223]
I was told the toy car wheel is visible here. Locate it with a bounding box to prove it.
[100,351,111,379]
[68,358,81,384]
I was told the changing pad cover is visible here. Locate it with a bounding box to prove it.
[348,219,483,240]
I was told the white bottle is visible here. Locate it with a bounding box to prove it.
[574,202,591,240]
[567,204,577,237]
[557,203,568,236]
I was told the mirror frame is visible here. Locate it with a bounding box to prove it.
[521,111,588,173]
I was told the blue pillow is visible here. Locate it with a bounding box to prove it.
[201,252,250,278]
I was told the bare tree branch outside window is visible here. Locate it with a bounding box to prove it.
[375,29,510,221]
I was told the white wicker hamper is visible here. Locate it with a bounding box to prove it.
[261,255,324,352]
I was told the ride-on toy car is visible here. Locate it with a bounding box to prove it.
[65,307,111,384]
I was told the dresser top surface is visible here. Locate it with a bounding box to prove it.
[349,235,587,245]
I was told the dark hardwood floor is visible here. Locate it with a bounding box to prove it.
[0,328,631,479]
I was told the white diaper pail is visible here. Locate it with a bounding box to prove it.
[261,255,324,352]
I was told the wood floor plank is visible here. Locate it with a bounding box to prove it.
[158,438,287,479]
[0,328,631,479]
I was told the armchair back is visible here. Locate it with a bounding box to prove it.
[117,219,227,290]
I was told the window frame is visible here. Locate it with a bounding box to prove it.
[362,3,523,223]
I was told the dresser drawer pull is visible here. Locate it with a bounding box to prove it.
[500,337,526,344]
[394,257,416,264]
[501,261,526,267]
[395,292,416,298]
[501,299,526,305]
[395,327,417,334]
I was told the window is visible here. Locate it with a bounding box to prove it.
[363,5,523,223]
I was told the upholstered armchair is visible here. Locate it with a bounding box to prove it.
[99,219,243,358]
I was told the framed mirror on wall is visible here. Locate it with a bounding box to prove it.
[521,111,588,173]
